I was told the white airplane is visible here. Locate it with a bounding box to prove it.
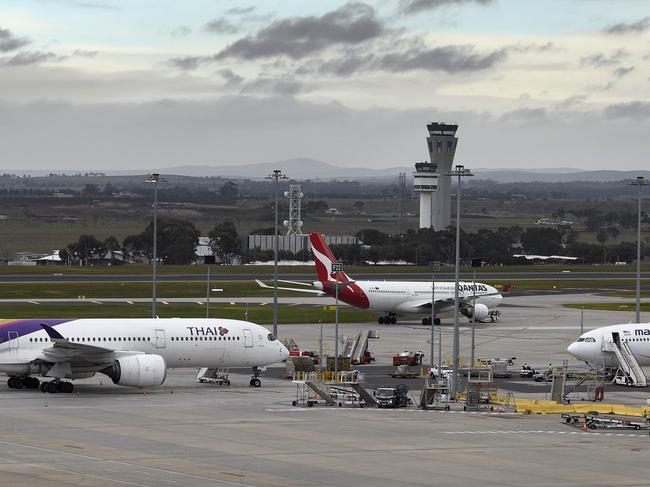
[568,322,650,366]
[0,318,289,393]
[256,232,503,325]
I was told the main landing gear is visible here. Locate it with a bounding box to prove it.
[378,313,397,325]
[7,376,40,390]
[39,379,74,394]
[421,317,441,326]
[249,367,262,388]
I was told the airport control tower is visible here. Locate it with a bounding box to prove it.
[420,122,459,230]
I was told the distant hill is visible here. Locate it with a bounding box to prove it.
[151,158,410,180]
[472,169,650,183]
[5,159,650,183]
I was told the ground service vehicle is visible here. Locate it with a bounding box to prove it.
[393,351,424,366]
[375,384,410,408]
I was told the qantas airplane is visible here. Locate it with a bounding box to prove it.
[256,232,502,325]
[0,318,289,394]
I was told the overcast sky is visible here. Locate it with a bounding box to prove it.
[1,0,649,172]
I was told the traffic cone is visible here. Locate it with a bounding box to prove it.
[581,422,588,431]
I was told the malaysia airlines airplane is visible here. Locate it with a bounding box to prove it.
[568,322,650,366]
[257,232,502,325]
[0,318,289,394]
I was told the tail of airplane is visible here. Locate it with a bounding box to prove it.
[308,232,351,284]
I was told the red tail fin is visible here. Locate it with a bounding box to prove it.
[309,232,350,283]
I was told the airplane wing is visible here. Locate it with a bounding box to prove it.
[255,279,326,296]
[406,292,502,311]
[37,323,139,374]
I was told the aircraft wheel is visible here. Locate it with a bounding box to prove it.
[26,377,40,389]
[61,382,73,394]
[434,318,441,326]
[13,378,24,389]
[390,316,397,324]
[422,318,430,326]
[252,378,261,388]
[378,317,385,325]
[40,382,47,393]
[7,377,15,389]
[46,382,58,394]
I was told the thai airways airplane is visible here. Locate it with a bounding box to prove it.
[0,318,289,394]
[256,232,502,325]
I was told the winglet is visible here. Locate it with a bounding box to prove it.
[255,279,272,289]
[40,323,65,341]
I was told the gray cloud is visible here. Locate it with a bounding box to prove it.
[1,96,648,171]
[203,18,239,35]
[171,26,191,38]
[72,49,98,58]
[216,2,383,60]
[0,28,30,53]
[399,0,493,15]
[557,94,587,110]
[168,55,212,70]
[613,66,634,78]
[374,45,507,73]
[580,49,627,67]
[604,17,650,35]
[499,107,548,123]
[218,68,244,87]
[4,51,62,66]
[240,78,305,96]
[603,101,650,119]
[311,44,507,76]
[226,6,256,15]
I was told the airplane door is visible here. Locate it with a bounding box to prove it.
[243,329,254,348]
[155,329,166,349]
[8,331,18,350]
[612,332,621,348]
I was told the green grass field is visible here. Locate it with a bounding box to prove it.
[1,278,648,300]
[564,303,650,312]
[0,303,375,323]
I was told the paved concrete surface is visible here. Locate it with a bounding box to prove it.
[0,293,649,486]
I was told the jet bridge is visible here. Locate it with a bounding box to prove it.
[604,333,647,387]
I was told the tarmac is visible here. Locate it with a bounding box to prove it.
[0,293,649,486]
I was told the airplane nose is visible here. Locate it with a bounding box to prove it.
[279,343,290,361]
[567,342,579,357]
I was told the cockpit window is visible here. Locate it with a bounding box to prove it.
[267,333,276,341]
[585,337,596,343]
[577,338,585,342]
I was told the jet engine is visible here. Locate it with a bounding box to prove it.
[101,354,167,387]
[461,303,490,322]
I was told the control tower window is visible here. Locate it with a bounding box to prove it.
[427,140,433,153]
[447,141,454,153]
[436,141,442,153]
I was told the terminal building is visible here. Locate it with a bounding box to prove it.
[414,122,459,230]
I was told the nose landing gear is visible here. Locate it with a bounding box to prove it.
[249,366,262,387]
